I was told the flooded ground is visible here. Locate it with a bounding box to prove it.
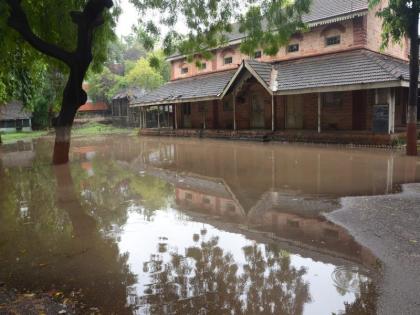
[1,135,420,314]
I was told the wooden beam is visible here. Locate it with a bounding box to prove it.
[174,104,178,129]
[318,93,322,133]
[233,93,237,131]
[271,95,275,131]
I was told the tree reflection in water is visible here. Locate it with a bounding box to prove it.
[140,232,311,315]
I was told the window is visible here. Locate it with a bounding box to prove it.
[254,50,262,59]
[120,102,128,116]
[287,44,299,53]
[324,92,343,107]
[326,35,341,46]
[182,103,191,115]
[199,62,207,70]
[224,56,233,65]
[202,197,211,204]
[113,102,120,116]
[185,192,193,200]
[22,119,30,127]
[181,67,189,74]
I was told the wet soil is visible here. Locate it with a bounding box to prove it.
[327,183,420,315]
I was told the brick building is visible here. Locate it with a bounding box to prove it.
[132,0,413,145]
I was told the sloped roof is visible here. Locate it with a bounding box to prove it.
[273,49,408,92]
[78,102,109,112]
[112,87,146,101]
[303,0,368,25]
[131,70,236,106]
[0,102,31,120]
[246,60,272,87]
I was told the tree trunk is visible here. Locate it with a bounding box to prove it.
[406,9,419,156]
[52,71,86,165]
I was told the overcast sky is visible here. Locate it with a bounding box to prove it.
[115,0,139,37]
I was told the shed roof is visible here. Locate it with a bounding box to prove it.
[131,70,236,106]
[112,87,146,101]
[78,102,109,112]
[0,102,31,120]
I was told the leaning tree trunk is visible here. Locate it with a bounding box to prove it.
[53,70,88,164]
[6,0,113,164]
[406,8,419,156]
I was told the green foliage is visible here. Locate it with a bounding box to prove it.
[0,0,121,113]
[133,0,310,59]
[125,58,164,90]
[369,0,418,49]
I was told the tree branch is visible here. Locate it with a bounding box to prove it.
[6,0,73,65]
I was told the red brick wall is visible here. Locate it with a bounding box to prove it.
[353,16,367,46]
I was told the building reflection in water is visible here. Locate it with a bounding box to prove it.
[2,136,415,313]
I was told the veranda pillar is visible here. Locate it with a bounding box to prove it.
[317,93,322,133]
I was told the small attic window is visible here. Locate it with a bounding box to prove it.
[181,67,189,74]
[287,44,299,53]
[254,50,262,59]
[326,35,341,46]
[224,56,233,65]
[199,62,207,70]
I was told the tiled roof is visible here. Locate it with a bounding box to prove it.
[78,102,109,112]
[132,70,236,106]
[303,0,368,24]
[112,87,146,101]
[273,50,408,92]
[246,60,272,87]
[0,101,31,120]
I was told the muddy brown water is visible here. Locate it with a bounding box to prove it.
[1,135,420,314]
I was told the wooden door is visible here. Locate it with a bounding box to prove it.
[286,95,303,129]
[182,103,192,128]
[352,90,366,130]
[251,94,265,128]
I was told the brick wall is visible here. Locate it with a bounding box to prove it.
[366,0,409,60]
[353,16,367,46]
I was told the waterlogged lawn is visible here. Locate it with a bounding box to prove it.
[1,123,134,144]
[72,122,134,137]
[0,130,48,143]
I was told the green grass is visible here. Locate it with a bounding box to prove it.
[72,122,134,137]
[0,130,48,144]
[0,123,135,144]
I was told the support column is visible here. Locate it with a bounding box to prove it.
[388,88,396,134]
[157,106,160,129]
[271,94,275,131]
[317,93,322,133]
[174,104,178,129]
[233,93,237,131]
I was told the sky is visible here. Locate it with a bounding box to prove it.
[115,0,139,37]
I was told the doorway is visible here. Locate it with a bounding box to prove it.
[286,95,304,129]
[182,103,192,128]
[251,94,265,128]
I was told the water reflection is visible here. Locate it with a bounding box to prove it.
[2,136,414,313]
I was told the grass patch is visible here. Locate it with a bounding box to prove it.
[0,130,48,144]
[1,123,134,144]
[72,122,134,137]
